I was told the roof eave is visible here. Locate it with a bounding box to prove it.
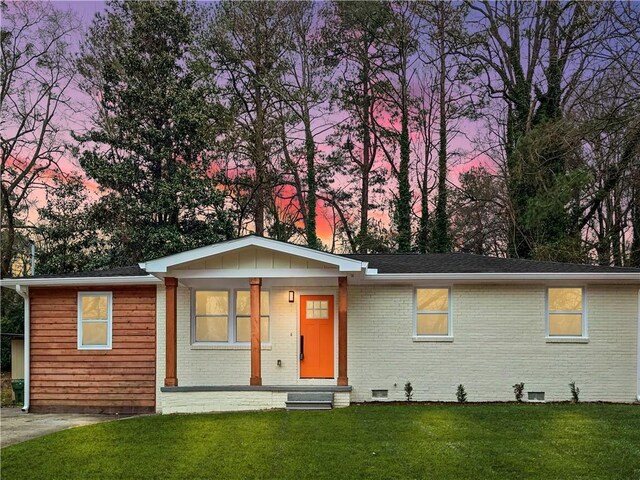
[366,272,640,282]
[0,275,162,287]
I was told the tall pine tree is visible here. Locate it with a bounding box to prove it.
[75,0,232,265]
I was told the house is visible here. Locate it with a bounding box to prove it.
[1,235,639,414]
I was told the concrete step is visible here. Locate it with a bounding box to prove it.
[286,392,334,410]
[285,400,333,411]
[287,392,333,402]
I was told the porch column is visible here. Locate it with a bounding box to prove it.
[164,277,178,387]
[338,277,348,386]
[250,277,262,386]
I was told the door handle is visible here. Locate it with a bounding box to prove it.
[300,335,304,360]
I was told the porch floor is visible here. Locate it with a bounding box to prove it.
[160,385,352,393]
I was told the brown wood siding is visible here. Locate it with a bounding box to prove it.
[29,285,156,414]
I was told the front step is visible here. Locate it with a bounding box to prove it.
[285,392,333,411]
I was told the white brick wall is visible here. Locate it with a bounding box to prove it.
[348,284,639,403]
[162,391,288,414]
[156,285,343,413]
[157,283,639,412]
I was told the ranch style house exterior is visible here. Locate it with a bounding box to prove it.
[1,235,639,413]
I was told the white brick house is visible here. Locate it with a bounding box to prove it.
[2,236,639,413]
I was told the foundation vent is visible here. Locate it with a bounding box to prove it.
[528,391,545,402]
[372,389,388,399]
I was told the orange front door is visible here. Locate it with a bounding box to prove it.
[300,295,334,378]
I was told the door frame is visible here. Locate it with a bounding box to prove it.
[296,291,338,382]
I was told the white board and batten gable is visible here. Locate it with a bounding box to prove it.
[139,235,371,279]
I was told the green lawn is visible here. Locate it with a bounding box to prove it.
[2,403,639,480]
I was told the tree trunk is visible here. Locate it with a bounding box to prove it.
[418,122,430,253]
[303,111,319,249]
[0,184,16,276]
[631,183,640,267]
[397,28,412,253]
[359,51,371,253]
[432,7,451,253]
[254,84,266,237]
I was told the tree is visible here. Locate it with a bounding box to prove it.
[35,175,106,274]
[413,71,437,253]
[431,2,453,253]
[0,288,23,370]
[464,1,618,260]
[0,1,79,275]
[413,1,472,253]
[324,1,396,253]
[451,166,508,256]
[276,1,334,249]
[374,1,418,252]
[75,0,231,266]
[207,1,295,238]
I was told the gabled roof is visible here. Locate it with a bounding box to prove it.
[344,253,640,274]
[1,237,639,286]
[139,235,367,273]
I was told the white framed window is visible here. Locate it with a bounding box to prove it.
[235,290,270,343]
[415,288,451,337]
[77,292,112,350]
[546,287,586,338]
[192,289,270,344]
[194,290,229,342]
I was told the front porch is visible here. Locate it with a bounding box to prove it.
[142,237,368,413]
[158,385,352,414]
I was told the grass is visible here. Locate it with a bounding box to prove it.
[2,403,639,480]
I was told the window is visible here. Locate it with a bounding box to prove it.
[78,292,112,349]
[193,289,270,344]
[528,391,545,402]
[194,291,229,342]
[547,287,585,337]
[306,299,328,319]
[235,290,269,343]
[415,288,450,336]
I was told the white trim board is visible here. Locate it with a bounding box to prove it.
[361,272,640,283]
[0,275,161,287]
[170,268,344,279]
[77,291,113,350]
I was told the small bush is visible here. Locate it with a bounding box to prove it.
[404,381,413,402]
[513,382,525,402]
[456,384,467,403]
[569,381,580,403]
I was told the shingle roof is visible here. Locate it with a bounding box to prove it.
[343,253,640,274]
[2,265,148,280]
[3,252,639,280]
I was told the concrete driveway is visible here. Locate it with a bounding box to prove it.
[1,408,117,447]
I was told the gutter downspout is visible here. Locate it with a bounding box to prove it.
[15,285,29,412]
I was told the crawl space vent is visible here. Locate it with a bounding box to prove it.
[528,391,545,402]
[371,389,388,399]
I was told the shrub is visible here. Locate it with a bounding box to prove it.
[404,381,413,402]
[569,381,580,403]
[456,384,467,403]
[513,382,525,402]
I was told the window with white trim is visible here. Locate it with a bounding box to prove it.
[415,288,450,336]
[236,290,269,343]
[193,289,270,344]
[194,291,229,342]
[78,292,112,349]
[547,287,585,337]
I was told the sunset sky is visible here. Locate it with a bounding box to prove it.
[11,0,487,247]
